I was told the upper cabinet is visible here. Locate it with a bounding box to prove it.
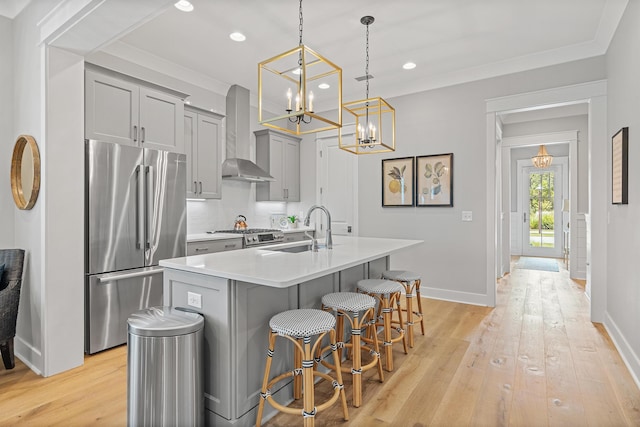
[255,129,301,202]
[184,107,223,199]
[85,68,185,153]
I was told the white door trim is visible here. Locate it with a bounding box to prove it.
[486,79,607,322]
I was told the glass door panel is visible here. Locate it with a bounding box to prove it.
[522,165,563,258]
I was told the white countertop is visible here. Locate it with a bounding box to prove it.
[161,235,423,288]
[187,226,315,243]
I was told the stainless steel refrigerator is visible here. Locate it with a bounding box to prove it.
[85,139,186,354]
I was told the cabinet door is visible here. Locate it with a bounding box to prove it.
[186,238,243,255]
[85,69,139,146]
[196,114,222,199]
[268,136,286,201]
[184,110,198,197]
[283,139,300,201]
[139,86,184,153]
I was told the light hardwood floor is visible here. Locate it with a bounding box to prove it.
[1,258,639,426]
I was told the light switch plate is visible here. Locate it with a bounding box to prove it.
[187,291,202,309]
[462,211,473,222]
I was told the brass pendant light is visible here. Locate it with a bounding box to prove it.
[340,16,395,154]
[532,145,553,168]
[258,0,342,135]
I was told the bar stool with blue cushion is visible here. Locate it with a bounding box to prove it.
[356,279,408,372]
[256,309,349,427]
[318,292,384,407]
[382,270,425,348]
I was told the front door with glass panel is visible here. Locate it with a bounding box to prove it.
[522,165,563,258]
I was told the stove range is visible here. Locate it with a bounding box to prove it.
[209,228,285,248]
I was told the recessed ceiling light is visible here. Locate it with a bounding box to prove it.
[403,62,416,70]
[229,32,246,42]
[318,83,330,89]
[174,0,194,12]
[292,68,302,75]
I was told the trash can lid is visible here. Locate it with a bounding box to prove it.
[127,306,204,337]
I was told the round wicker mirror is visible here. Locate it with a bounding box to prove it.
[10,135,41,210]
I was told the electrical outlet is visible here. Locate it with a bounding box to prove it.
[462,211,473,222]
[187,291,202,309]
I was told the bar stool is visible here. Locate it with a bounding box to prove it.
[256,309,349,427]
[382,270,425,348]
[356,279,408,372]
[318,292,384,407]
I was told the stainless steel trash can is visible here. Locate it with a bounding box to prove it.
[127,306,204,427]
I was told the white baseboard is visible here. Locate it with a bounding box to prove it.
[14,335,43,376]
[421,287,491,307]
[603,312,640,391]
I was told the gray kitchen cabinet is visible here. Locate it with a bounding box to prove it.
[255,129,301,202]
[85,67,185,153]
[184,107,223,199]
[186,238,242,256]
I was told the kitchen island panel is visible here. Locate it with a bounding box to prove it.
[233,281,298,418]
[164,270,232,419]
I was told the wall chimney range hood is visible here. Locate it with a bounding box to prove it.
[222,85,274,182]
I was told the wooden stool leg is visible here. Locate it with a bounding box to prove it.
[405,284,415,348]
[366,307,384,383]
[294,338,303,400]
[336,312,345,361]
[351,311,363,407]
[382,295,394,372]
[256,331,277,427]
[329,329,350,421]
[302,336,316,427]
[415,279,426,335]
[393,292,408,355]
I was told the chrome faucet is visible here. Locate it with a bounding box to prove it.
[303,205,332,251]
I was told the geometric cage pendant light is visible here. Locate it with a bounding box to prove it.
[531,144,553,168]
[339,16,395,154]
[258,0,342,136]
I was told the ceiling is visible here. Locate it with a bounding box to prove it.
[113,0,627,110]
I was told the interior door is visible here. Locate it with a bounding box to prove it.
[521,165,563,258]
[318,131,357,236]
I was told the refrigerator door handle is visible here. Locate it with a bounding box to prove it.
[96,267,163,283]
[146,165,154,249]
[136,164,145,249]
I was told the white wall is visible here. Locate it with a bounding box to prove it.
[604,0,640,387]
[11,0,52,373]
[357,57,606,305]
[0,16,14,248]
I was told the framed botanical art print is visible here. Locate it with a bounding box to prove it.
[382,157,414,206]
[415,153,453,207]
[611,127,628,205]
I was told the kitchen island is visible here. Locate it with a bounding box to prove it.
[160,235,422,426]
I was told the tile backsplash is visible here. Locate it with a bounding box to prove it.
[187,180,289,233]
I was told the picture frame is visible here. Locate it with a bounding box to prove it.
[612,127,628,205]
[415,153,453,207]
[382,157,415,207]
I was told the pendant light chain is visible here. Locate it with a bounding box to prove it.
[365,21,370,100]
[298,0,304,47]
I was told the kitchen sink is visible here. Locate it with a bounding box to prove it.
[266,244,312,253]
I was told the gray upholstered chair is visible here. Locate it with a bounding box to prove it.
[0,249,25,370]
